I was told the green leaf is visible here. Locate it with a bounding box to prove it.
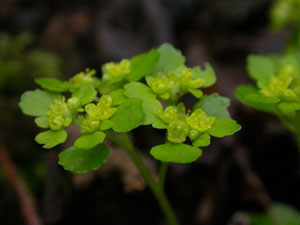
[247,55,276,84]
[111,98,145,132]
[35,77,70,92]
[109,89,127,106]
[154,43,185,73]
[208,119,241,138]
[193,93,230,119]
[152,116,168,129]
[250,203,300,225]
[235,85,280,114]
[127,49,160,81]
[192,133,211,147]
[245,92,280,104]
[124,82,156,99]
[150,142,202,163]
[141,98,163,125]
[278,102,300,111]
[34,116,48,128]
[99,120,113,130]
[74,131,106,150]
[72,84,97,106]
[35,129,68,149]
[58,144,109,173]
[192,63,216,88]
[19,89,60,117]
[188,88,203,98]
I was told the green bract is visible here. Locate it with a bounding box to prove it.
[19,43,240,173]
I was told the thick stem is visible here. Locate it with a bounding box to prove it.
[106,132,180,225]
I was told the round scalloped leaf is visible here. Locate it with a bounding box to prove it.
[19,89,60,117]
[127,49,160,81]
[34,116,49,128]
[193,93,230,119]
[124,82,156,99]
[278,102,300,112]
[247,55,276,84]
[111,98,144,133]
[72,84,97,106]
[109,89,127,106]
[154,43,185,73]
[192,133,211,147]
[192,63,216,88]
[58,144,109,173]
[150,142,202,163]
[35,77,70,92]
[208,119,241,138]
[35,129,68,149]
[74,131,106,150]
[141,98,163,125]
[235,85,280,114]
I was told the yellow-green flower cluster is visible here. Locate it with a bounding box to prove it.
[69,69,99,89]
[146,67,205,100]
[260,63,300,102]
[80,95,116,133]
[102,59,131,81]
[46,97,74,130]
[160,104,215,143]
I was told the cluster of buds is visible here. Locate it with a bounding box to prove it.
[160,103,215,143]
[260,63,300,102]
[79,95,116,133]
[46,97,78,130]
[146,67,205,101]
[102,59,131,81]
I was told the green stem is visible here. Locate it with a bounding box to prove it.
[105,132,180,225]
[158,162,168,189]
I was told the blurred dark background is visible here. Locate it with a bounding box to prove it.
[0,0,299,225]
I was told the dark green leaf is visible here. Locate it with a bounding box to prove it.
[278,102,300,111]
[150,142,202,163]
[58,144,109,173]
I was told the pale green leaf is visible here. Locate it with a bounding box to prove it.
[150,142,202,163]
[124,82,156,99]
[192,133,211,147]
[141,98,163,125]
[99,120,113,130]
[127,49,160,81]
[154,43,185,73]
[34,116,48,128]
[58,144,109,173]
[188,88,203,98]
[194,93,230,119]
[35,77,70,92]
[111,98,144,132]
[109,89,127,106]
[192,63,216,88]
[208,119,241,138]
[19,89,60,117]
[235,85,280,114]
[72,84,97,106]
[278,102,300,111]
[35,129,68,149]
[74,131,106,150]
[247,55,276,84]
